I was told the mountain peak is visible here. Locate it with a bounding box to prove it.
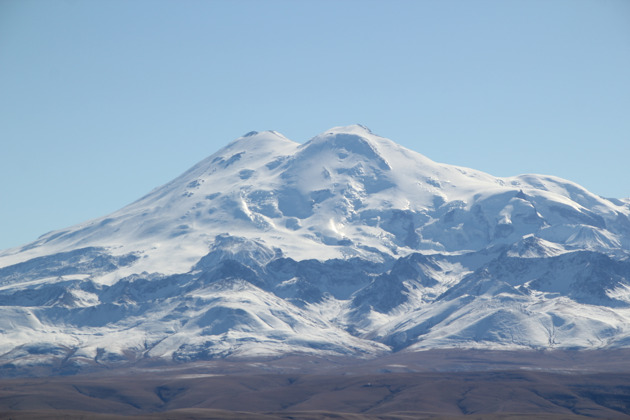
[224,129,298,153]
[325,124,373,135]
[1,126,630,370]
[297,125,392,171]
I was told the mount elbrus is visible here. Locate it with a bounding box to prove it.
[1,125,630,372]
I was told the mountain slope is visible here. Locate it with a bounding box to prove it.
[1,125,630,373]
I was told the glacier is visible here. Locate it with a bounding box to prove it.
[1,124,630,374]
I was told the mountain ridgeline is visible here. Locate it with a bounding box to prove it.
[1,125,630,373]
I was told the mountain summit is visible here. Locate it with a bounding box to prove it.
[1,126,630,372]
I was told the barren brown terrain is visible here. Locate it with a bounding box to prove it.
[1,350,629,419]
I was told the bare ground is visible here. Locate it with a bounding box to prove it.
[1,349,629,419]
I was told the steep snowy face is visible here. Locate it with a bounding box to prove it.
[1,125,630,371]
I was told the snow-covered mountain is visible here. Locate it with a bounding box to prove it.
[1,125,630,373]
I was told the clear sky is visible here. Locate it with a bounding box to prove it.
[1,0,629,250]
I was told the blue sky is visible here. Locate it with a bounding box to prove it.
[1,0,629,250]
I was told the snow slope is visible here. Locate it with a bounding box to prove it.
[1,125,630,372]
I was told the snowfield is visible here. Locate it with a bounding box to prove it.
[1,125,630,371]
